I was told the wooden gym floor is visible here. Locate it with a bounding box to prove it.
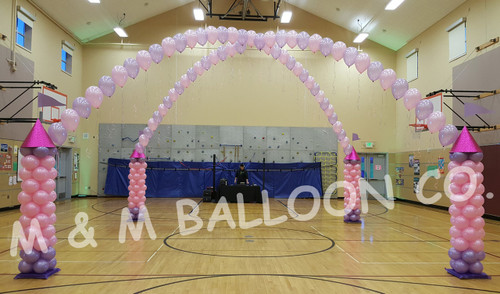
[0,197,499,293]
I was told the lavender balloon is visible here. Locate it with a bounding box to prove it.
[328,113,338,125]
[310,83,320,96]
[469,152,483,163]
[186,68,197,82]
[449,152,467,163]
[217,46,228,61]
[149,44,164,64]
[98,75,115,97]
[48,122,68,146]
[367,61,384,82]
[196,28,207,46]
[33,259,49,274]
[20,249,40,263]
[20,147,32,156]
[415,99,434,121]
[299,69,309,83]
[275,30,287,48]
[72,97,91,119]
[343,47,358,67]
[163,96,173,109]
[320,98,329,110]
[286,56,296,70]
[18,261,33,273]
[41,247,56,261]
[123,58,140,79]
[235,42,246,54]
[201,56,212,71]
[217,26,228,44]
[48,258,57,270]
[237,29,248,45]
[439,124,459,146]
[173,33,187,53]
[174,81,184,95]
[297,31,310,50]
[33,147,49,158]
[451,259,469,274]
[270,45,281,59]
[319,37,333,57]
[391,78,409,100]
[448,247,461,260]
[143,127,153,139]
[254,33,265,50]
[332,41,347,61]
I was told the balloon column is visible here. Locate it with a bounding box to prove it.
[343,148,362,223]
[128,150,147,221]
[447,127,489,279]
[17,119,59,278]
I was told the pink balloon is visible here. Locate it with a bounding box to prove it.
[451,237,469,251]
[278,50,289,64]
[48,191,57,202]
[21,155,40,171]
[32,167,49,182]
[206,26,218,45]
[324,105,334,117]
[147,118,158,132]
[427,111,446,133]
[247,30,256,47]
[286,30,298,48]
[448,161,460,170]
[315,90,325,103]
[136,50,152,71]
[453,215,469,230]
[209,51,219,65]
[264,31,275,48]
[474,172,484,185]
[22,179,39,194]
[61,109,80,132]
[462,205,477,219]
[41,202,56,215]
[448,204,462,216]
[128,202,135,209]
[40,156,55,169]
[304,76,315,89]
[193,61,204,76]
[354,52,370,73]
[439,124,459,146]
[21,202,40,218]
[138,134,149,147]
[449,226,462,238]
[345,164,353,170]
[292,62,303,76]
[461,227,477,241]
[85,86,104,109]
[168,88,179,102]
[33,236,49,251]
[308,34,322,53]
[111,65,128,88]
[18,191,32,205]
[180,74,190,88]
[185,29,198,49]
[469,194,485,207]
[161,37,176,57]
[42,225,56,239]
[333,121,343,133]
[41,179,56,192]
[403,88,421,110]
[379,69,397,90]
[341,137,350,149]
[470,216,485,229]
[158,103,168,116]
[470,239,484,252]
[262,46,271,55]
[227,27,238,44]
[19,169,32,181]
[343,47,358,67]
[331,41,346,61]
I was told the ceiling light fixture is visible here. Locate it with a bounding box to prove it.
[353,32,369,43]
[385,0,405,10]
[114,27,128,38]
[281,11,292,23]
[88,0,100,3]
[193,8,204,21]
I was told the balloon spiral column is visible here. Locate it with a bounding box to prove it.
[343,148,362,223]
[447,127,489,278]
[127,151,147,221]
[17,120,59,278]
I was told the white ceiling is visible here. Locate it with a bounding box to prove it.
[30,0,466,50]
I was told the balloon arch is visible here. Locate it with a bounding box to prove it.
[16,27,488,279]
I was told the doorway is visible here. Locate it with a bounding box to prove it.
[358,153,388,198]
[56,147,73,200]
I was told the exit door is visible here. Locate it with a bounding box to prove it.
[358,153,388,198]
[55,148,72,200]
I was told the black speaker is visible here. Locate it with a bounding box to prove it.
[203,187,214,202]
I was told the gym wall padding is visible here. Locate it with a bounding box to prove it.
[104,159,322,198]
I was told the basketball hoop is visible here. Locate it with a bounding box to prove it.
[409,123,428,132]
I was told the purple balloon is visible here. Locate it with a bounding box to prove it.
[41,246,56,261]
[153,111,162,124]
[149,44,164,64]
[235,42,246,54]
[143,127,153,139]
[367,61,384,82]
[299,69,309,83]
[33,259,49,273]
[72,97,92,119]
[33,147,49,158]
[350,214,360,222]
[173,33,187,53]
[449,152,467,163]
[337,129,346,141]
[123,58,140,79]
[48,258,57,270]
[218,26,229,44]
[297,31,310,50]
[439,124,459,146]
[49,147,58,156]
[275,30,287,48]
[328,113,338,125]
[217,46,228,61]
[201,56,211,71]
[469,261,483,274]
[18,261,33,273]
[187,68,197,82]
[20,249,40,264]
[174,81,184,95]
[469,152,483,163]
[343,47,358,67]
[461,249,477,264]
[391,78,409,100]
[354,209,361,215]
[320,98,329,110]
[270,44,281,59]
[451,259,469,273]
[448,247,461,260]
[319,37,333,57]
[20,147,33,156]
[415,99,434,121]
[48,122,68,146]
[237,29,248,46]
[286,56,296,70]
[131,207,140,214]
[98,75,116,97]
[310,83,320,96]
[254,33,265,50]
[196,28,207,46]
[476,251,486,261]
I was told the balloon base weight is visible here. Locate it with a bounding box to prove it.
[343,220,361,223]
[15,268,60,279]
[445,268,490,279]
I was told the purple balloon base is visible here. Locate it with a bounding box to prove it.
[343,219,361,224]
[445,268,490,279]
[15,268,60,279]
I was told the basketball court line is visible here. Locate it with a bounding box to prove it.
[390,227,448,250]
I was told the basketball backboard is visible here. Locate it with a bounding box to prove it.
[41,86,67,123]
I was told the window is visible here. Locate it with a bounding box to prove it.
[405,48,418,82]
[447,17,466,62]
[16,6,35,51]
[61,41,74,74]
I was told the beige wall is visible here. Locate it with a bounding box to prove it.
[0,0,83,194]
[80,2,397,194]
